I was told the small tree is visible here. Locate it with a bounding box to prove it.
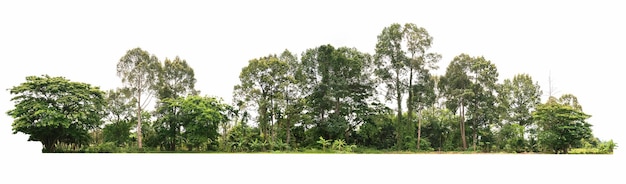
[316,136,331,151]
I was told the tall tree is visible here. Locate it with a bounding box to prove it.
[403,23,441,150]
[375,23,440,150]
[116,47,160,149]
[300,44,378,143]
[499,74,542,126]
[497,74,542,151]
[156,56,198,100]
[153,56,198,151]
[374,23,407,149]
[466,56,499,151]
[6,75,106,152]
[439,54,473,150]
[409,74,437,150]
[234,55,288,143]
[279,49,302,146]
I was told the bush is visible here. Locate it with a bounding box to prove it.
[569,148,606,154]
[83,142,119,153]
[598,140,617,153]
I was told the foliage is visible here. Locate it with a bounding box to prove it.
[156,95,230,151]
[6,75,106,153]
[533,95,592,154]
[116,47,161,149]
[316,136,332,151]
[102,121,132,147]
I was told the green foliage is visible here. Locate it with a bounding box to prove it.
[533,95,592,154]
[316,136,332,151]
[569,139,616,154]
[497,123,526,153]
[598,139,617,153]
[83,142,119,153]
[152,95,230,151]
[6,75,106,153]
[332,139,346,151]
[117,47,161,149]
[102,121,132,147]
[418,138,434,151]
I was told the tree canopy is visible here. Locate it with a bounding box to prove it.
[6,75,106,152]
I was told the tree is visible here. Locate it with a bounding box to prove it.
[233,55,288,144]
[156,95,229,151]
[466,56,499,151]
[102,121,132,147]
[153,55,198,151]
[156,56,198,100]
[409,74,437,150]
[116,47,161,149]
[279,49,302,147]
[6,75,106,152]
[374,23,408,149]
[533,95,592,154]
[403,23,441,150]
[439,54,473,150]
[375,23,440,150]
[300,44,378,144]
[102,88,135,146]
[497,74,542,151]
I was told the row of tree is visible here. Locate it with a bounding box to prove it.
[6,23,615,153]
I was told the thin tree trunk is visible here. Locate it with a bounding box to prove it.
[396,73,403,150]
[137,79,143,150]
[473,122,477,151]
[270,98,276,148]
[408,68,414,149]
[417,109,422,150]
[460,100,467,150]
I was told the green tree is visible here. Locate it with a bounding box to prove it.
[497,74,542,151]
[533,95,592,154]
[278,49,302,148]
[439,54,473,150]
[374,23,408,149]
[466,56,499,151]
[403,23,441,150]
[101,88,135,147]
[6,75,106,152]
[152,55,198,151]
[300,44,379,145]
[234,55,288,144]
[116,47,161,149]
[156,56,198,99]
[156,95,229,151]
[102,121,132,147]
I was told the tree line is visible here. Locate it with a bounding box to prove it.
[6,23,616,154]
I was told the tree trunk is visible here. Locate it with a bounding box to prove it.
[270,98,275,146]
[473,119,477,151]
[286,118,291,148]
[137,79,143,150]
[408,68,414,150]
[460,100,467,150]
[43,139,57,153]
[417,109,422,150]
[396,72,403,150]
